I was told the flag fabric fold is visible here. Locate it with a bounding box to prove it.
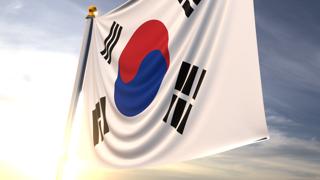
[75,0,269,168]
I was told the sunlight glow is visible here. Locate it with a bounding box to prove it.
[0,49,77,179]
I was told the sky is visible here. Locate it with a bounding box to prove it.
[0,0,319,179]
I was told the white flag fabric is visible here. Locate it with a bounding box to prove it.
[77,0,269,168]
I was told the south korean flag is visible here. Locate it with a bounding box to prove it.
[70,0,269,168]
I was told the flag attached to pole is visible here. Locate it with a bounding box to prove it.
[77,0,268,168]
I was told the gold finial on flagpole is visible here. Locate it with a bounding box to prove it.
[87,5,98,18]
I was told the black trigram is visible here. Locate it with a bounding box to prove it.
[100,21,123,64]
[178,0,202,17]
[163,61,206,134]
[92,96,109,146]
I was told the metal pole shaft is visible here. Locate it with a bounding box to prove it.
[56,9,95,180]
[63,15,94,160]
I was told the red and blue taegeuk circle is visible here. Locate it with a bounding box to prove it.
[115,20,170,117]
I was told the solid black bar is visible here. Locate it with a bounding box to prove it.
[177,104,193,134]
[163,94,178,123]
[99,97,109,134]
[171,98,187,128]
[182,0,194,17]
[107,26,123,64]
[175,62,191,91]
[103,24,119,60]
[100,22,116,56]
[192,69,206,99]
[92,103,100,146]
[98,121,104,142]
[182,65,198,96]
[193,0,201,5]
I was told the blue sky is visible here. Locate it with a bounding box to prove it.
[0,0,319,179]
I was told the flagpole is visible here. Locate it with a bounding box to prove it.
[56,5,97,180]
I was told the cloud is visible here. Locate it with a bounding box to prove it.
[254,0,320,138]
[4,0,23,13]
[266,109,300,126]
[0,0,129,54]
[0,1,85,53]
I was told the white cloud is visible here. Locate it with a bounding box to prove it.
[3,1,23,15]
[265,109,300,127]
